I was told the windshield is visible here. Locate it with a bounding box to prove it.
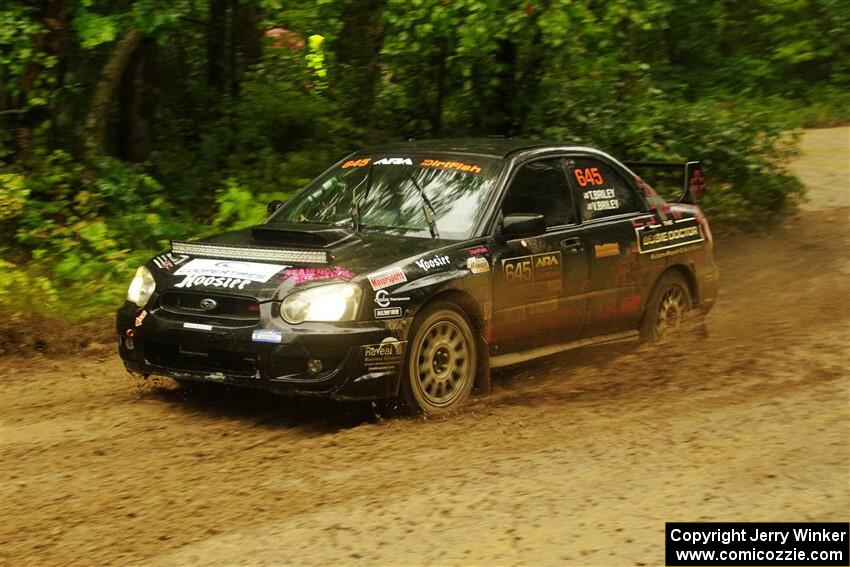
[268,154,504,240]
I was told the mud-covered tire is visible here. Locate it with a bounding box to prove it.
[640,271,692,342]
[400,302,478,415]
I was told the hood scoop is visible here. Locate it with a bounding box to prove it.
[250,224,354,249]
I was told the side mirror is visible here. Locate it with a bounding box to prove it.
[500,213,547,241]
[267,200,284,215]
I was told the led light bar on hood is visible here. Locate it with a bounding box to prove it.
[171,241,329,264]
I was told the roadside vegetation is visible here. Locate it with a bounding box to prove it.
[1,0,847,319]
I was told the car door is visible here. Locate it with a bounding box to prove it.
[566,155,650,338]
[491,157,590,353]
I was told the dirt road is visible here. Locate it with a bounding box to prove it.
[2,128,848,567]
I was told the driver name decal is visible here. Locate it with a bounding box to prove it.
[635,217,704,254]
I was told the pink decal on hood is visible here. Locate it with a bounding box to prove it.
[282,267,354,285]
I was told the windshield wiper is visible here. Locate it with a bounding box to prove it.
[350,164,374,233]
[405,170,440,239]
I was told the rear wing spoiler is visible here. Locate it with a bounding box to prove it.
[623,160,705,204]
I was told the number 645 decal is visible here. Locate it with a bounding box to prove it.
[574,167,604,187]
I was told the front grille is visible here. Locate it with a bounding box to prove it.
[145,340,258,376]
[159,291,259,322]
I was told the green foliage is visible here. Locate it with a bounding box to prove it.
[2,0,847,320]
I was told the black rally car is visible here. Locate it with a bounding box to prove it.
[117,139,718,414]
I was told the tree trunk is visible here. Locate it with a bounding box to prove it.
[118,37,156,162]
[84,28,143,160]
[333,0,385,137]
[207,0,228,90]
[237,1,262,67]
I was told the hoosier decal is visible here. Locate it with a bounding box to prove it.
[636,217,704,254]
[415,254,450,271]
[502,252,561,285]
[174,275,251,290]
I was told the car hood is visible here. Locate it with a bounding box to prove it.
[149,223,460,301]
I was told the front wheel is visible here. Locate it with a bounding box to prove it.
[400,302,478,415]
[640,272,692,343]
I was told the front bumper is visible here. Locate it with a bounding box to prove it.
[116,302,406,400]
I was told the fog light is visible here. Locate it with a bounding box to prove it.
[307,358,323,374]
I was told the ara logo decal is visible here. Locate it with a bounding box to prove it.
[415,255,450,271]
[502,252,561,285]
[373,157,412,166]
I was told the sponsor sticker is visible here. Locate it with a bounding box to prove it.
[152,253,189,272]
[636,217,704,254]
[373,157,412,166]
[374,307,402,319]
[281,267,354,285]
[467,246,489,256]
[502,252,561,285]
[175,259,286,283]
[362,339,406,369]
[466,256,490,274]
[415,254,450,271]
[420,159,482,174]
[183,322,213,331]
[594,242,621,258]
[374,289,411,308]
[174,275,252,290]
[367,267,407,291]
[252,329,283,343]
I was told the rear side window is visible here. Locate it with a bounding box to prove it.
[501,158,576,227]
[569,157,644,221]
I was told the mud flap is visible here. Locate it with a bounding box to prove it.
[474,334,491,395]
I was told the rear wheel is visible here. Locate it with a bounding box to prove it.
[401,302,477,415]
[640,272,692,342]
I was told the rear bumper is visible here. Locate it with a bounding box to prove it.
[116,303,406,400]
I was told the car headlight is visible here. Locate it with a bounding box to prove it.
[127,266,156,307]
[281,283,361,324]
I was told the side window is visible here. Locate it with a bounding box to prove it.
[501,158,575,227]
[570,158,644,221]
